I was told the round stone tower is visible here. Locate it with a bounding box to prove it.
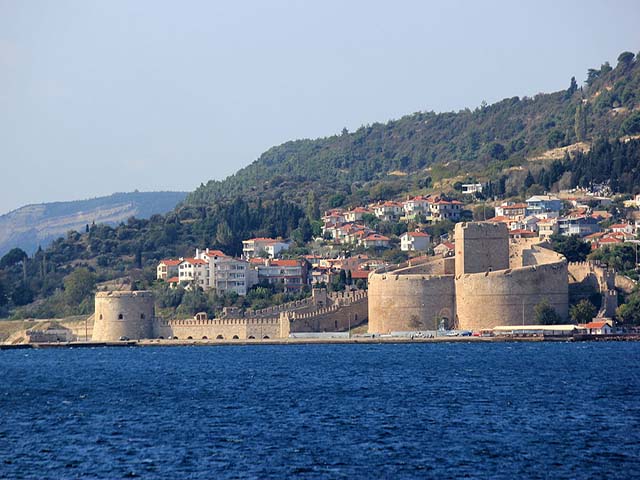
[92,291,155,341]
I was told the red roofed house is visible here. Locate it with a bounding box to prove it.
[253,259,309,291]
[609,223,634,235]
[178,258,210,289]
[509,229,537,240]
[373,201,403,221]
[495,202,527,220]
[581,320,613,335]
[360,233,391,249]
[344,207,371,223]
[157,259,182,280]
[242,238,290,259]
[428,197,464,222]
[434,241,455,257]
[400,231,431,252]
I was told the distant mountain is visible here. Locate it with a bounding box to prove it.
[0,191,188,256]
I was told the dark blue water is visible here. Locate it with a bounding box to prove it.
[1,343,639,479]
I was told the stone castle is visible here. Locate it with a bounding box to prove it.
[368,222,569,333]
[92,288,368,342]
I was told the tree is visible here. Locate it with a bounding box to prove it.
[622,112,640,135]
[565,76,578,99]
[616,293,640,325]
[617,51,635,68]
[0,248,27,269]
[547,130,565,148]
[472,204,495,221]
[570,299,597,324]
[524,171,535,189]
[63,268,96,306]
[535,300,563,325]
[488,142,507,160]
[550,234,591,262]
[306,191,320,221]
[215,220,234,247]
[575,103,587,141]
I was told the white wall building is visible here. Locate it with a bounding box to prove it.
[400,232,431,252]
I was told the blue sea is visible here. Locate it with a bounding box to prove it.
[1,342,639,479]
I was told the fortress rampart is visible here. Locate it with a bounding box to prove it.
[455,260,568,331]
[91,288,367,341]
[368,274,455,332]
[157,316,286,340]
[368,222,569,334]
[92,291,155,341]
[288,290,368,333]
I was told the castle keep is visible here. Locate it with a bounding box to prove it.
[368,222,569,333]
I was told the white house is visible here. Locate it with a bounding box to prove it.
[242,238,290,259]
[400,231,431,252]
[360,233,391,249]
[461,183,484,194]
[178,258,210,289]
[156,259,182,280]
[373,202,403,222]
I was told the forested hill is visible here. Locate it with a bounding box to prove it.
[187,50,640,207]
[0,191,188,257]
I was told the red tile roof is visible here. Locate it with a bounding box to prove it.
[584,321,611,329]
[167,276,179,283]
[270,260,302,267]
[204,249,228,257]
[350,270,370,279]
[183,258,208,265]
[364,234,390,241]
[160,259,182,266]
[406,232,430,237]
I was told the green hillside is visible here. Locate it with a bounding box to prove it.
[188,50,640,207]
[1,50,640,321]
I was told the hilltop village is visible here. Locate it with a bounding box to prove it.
[4,184,640,346]
[7,185,638,346]
[155,187,640,300]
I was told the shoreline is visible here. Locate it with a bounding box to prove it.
[2,334,639,350]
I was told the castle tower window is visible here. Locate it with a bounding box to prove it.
[118,314,123,319]
[99,314,103,320]
[140,313,145,319]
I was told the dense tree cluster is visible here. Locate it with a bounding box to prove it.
[186,51,640,210]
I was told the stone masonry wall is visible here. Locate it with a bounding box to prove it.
[156,317,284,340]
[455,222,509,275]
[368,273,455,334]
[93,291,155,341]
[289,295,368,333]
[455,261,568,331]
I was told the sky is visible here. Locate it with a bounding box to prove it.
[0,0,639,214]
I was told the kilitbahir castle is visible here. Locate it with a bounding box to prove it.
[91,222,569,341]
[368,221,569,333]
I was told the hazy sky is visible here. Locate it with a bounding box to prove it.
[0,1,638,214]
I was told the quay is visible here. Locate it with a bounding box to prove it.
[2,334,639,350]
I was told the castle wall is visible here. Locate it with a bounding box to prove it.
[157,317,284,340]
[455,222,509,275]
[455,261,568,331]
[289,295,368,333]
[368,273,455,334]
[92,291,155,341]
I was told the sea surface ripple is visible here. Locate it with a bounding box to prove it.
[1,342,639,479]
